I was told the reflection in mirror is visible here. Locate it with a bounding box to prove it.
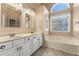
[7,17,20,27]
[25,14,30,28]
[0,3,35,29]
[2,3,21,27]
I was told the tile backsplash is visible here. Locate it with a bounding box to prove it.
[0,27,33,36]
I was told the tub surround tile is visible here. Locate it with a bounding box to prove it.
[45,35,79,45]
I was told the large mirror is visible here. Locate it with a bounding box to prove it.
[1,3,21,27]
[0,3,35,29]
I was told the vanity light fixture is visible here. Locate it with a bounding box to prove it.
[24,8,35,16]
[6,3,35,16]
[6,3,23,11]
[18,3,23,7]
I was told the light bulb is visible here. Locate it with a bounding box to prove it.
[19,3,23,7]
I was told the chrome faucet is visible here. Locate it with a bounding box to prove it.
[8,33,16,37]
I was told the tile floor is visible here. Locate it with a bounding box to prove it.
[32,46,77,56]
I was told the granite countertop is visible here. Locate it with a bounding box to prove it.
[0,32,42,43]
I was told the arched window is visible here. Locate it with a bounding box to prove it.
[50,3,71,32]
[51,3,70,12]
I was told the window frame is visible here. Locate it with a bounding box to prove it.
[50,3,71,32]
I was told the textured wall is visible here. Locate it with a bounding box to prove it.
[73,4,79,39]
[0,27,33,36]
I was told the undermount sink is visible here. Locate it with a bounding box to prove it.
[10,36,21,38]
[8,33,35,39]
[8,33,22,38]
[12,36,21,38]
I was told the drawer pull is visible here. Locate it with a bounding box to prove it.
[38,38,39,40]
[34,36,35,39]
[0,45,5,49]
[20,46,22,50]
[17,47,19,51]
[28,38,29,40]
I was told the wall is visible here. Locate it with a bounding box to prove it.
[0,4,1,27]
[35,5,49,33]
[34,4,73,36]
[73,4,79,39]
[0,27,33,36]
[35,6,44,32]
[43,6,49,34]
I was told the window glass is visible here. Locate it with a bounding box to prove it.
[51,3,70,12]
[50,3,70,32]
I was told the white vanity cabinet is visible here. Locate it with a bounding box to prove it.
[22,34,43,56]
[32,35,39,53]
[12,38,24,47]
[22,36,33,56]
[0,41,12,52]
[0,47,19,56]
[12,38,25,56]
[0,33,43,56]
[38,34,43,47]
[32,34,43,53]
[0,41,19,56]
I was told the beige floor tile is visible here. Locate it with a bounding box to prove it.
[32,46,76,56]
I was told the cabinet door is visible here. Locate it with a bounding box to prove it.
[22,37,32,56]
[32,35,39,53]
[38,34,43,47]
[0,47,19,56]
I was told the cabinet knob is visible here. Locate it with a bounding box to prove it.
[28,38,29,40]
[38,38,39,40]
[0,45,5,49]
[34,36,35,39]
[17,47,19,51]
[20,46,22,50]
[17,46,22,51]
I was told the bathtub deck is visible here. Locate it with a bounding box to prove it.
[43,35,79,55]
[32,46,75,56]
[45,35,79,46]
[32,35,79,56]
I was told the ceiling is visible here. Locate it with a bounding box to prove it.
[41,3,55,10]
[23,3,41,9]
[22,3,55,11]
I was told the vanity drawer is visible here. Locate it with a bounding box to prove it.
[25,36,33,42]
[25,37,30,42]
[13,38,24,47]
[0,41,12,52]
